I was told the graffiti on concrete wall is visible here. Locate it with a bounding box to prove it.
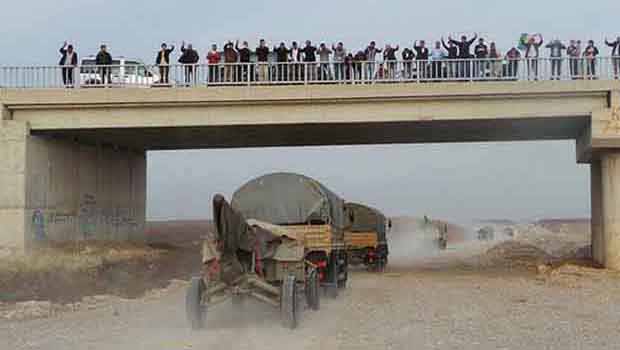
[31,209,46,241]
[29,193,141,241]
[78,194,97,238]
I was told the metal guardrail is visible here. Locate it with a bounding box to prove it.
[0,57,619,89]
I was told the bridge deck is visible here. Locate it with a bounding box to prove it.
[1,80,618,150]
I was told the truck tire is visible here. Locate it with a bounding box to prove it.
[306,269,320,311]
[186,277,206,330]
[280,275,298,329]
[337,252,348,289]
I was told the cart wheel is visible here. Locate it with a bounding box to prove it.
[280,275,298,329]
[306,269,320,311]
[186,277,206,330]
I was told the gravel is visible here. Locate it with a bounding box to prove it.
[2,231,620,350]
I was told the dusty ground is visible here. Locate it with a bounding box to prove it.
[2,219,620,350]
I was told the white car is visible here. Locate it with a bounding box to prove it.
[79,57,160,87]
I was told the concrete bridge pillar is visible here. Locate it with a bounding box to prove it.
[598,153,620,269]
[0,120,146,250]
[591,160,604,265]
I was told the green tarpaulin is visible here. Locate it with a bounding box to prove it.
[344,202,388,244]
[231,172,345,231]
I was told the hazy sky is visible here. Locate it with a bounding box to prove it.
[2,0,615,221]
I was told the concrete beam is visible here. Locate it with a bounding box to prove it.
[0,103,10,120]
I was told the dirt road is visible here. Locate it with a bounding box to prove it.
[3,236,620,350]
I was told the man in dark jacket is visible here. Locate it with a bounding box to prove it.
[505,47,521,79]
[605,36,620,79]
[414,41,429,79]
[155,43,175,84]
[353,50,366,80]
[383,44,399,79]
[449,33,477,78]
[222,42,238,82]
[364,41,382,81]
[442,38,458,79]
[583,40,599,79]
[178,42,199,85]
[567,40,581,79]
[401,47,415,79]
[256,39,270,82]
[301,40,317,81]
[273,42,290,81]
[95,44,113,85]
[59,41,78,86]
[473,38,488,78]
[236,40,252,82]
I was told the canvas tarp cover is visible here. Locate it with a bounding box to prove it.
[212,194,282,266]
[345,202,387,244]
[231,173,345,229]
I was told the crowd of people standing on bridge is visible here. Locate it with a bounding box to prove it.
[58,34,620,86]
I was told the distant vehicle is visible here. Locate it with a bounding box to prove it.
[79,57,160,87]
[477,226,495,241]
[344,202,389,271]
[422,217,448,250]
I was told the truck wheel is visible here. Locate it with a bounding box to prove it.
[337,253,348,289]
[306,269,320,311]
[378,257,387,272]
[280,275,298,329]
[186,277,206,330]
[325,284,339,298]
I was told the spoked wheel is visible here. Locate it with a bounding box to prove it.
[306,269,320,311]
[186,277,207,330]
[280,275,298,329]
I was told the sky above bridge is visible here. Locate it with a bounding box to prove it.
[3,0,617,221]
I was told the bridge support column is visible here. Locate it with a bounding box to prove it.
[0,120,146,250]
[591,160,604,265]
[597,152,620,269]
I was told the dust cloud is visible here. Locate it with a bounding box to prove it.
[387,217,444,267]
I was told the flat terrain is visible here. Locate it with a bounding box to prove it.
[2,219,619,350]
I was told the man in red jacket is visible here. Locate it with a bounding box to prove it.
[207,44,221,83]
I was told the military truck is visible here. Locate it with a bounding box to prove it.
[343,202,390,271]
[186,194,322,330]
[231,172,349,295]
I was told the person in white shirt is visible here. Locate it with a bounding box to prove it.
[332,42,346,81]
[289,41,301,81]
[524,33,543,80]
[430,41,446,79]
[58,41,78,87]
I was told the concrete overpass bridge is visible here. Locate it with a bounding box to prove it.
[1,80,620,268]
